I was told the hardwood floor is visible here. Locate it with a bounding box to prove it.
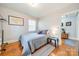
[0,39,78,56]
[49,45,78,56]
[49,39,78,56]
[0,41,22,56]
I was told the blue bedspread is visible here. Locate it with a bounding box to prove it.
[21,33,46,41]
[20,33,47,56]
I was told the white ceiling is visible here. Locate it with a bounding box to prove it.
[0,3,79,18]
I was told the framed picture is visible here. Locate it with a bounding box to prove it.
[8,15,24,26]
[61,23,63,27]
[66,22,71,26]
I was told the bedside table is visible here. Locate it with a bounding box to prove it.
[47,37,59,47]
[61,33,68,39]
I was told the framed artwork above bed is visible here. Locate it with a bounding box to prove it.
[8,15,24,26]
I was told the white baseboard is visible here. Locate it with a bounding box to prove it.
[0,39,19,45]
[69,37,79,41]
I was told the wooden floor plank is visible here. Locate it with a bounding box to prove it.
[49,39,78,56]
[0,39,78,56]
[0,41,22,56]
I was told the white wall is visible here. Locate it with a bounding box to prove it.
[0,7,35,44]
[38,14,61,45]
[61,11,79,41]
[76,14,79,40]
[61,15,77,39]
[38,16,59,30]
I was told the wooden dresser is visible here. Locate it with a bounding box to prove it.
[61,33,68,39]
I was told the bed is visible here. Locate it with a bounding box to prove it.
[20,32,47,55]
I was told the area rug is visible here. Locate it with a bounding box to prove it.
[32,44,55,56]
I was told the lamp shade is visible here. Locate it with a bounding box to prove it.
[52,28,58,35]
[48,27,58,37]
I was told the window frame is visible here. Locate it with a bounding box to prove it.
[28,19,37,32]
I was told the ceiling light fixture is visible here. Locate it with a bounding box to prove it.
[28,3,39,7]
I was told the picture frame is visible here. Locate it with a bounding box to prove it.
[61,23,63,27]
[66,22,71,26]
[8,15,24,26]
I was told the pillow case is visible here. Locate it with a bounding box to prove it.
[38,30,48,34]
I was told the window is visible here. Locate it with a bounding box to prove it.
[28,19,36,31]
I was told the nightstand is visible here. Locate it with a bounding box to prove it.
[47,37,59,47]
[61,33,68,39]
